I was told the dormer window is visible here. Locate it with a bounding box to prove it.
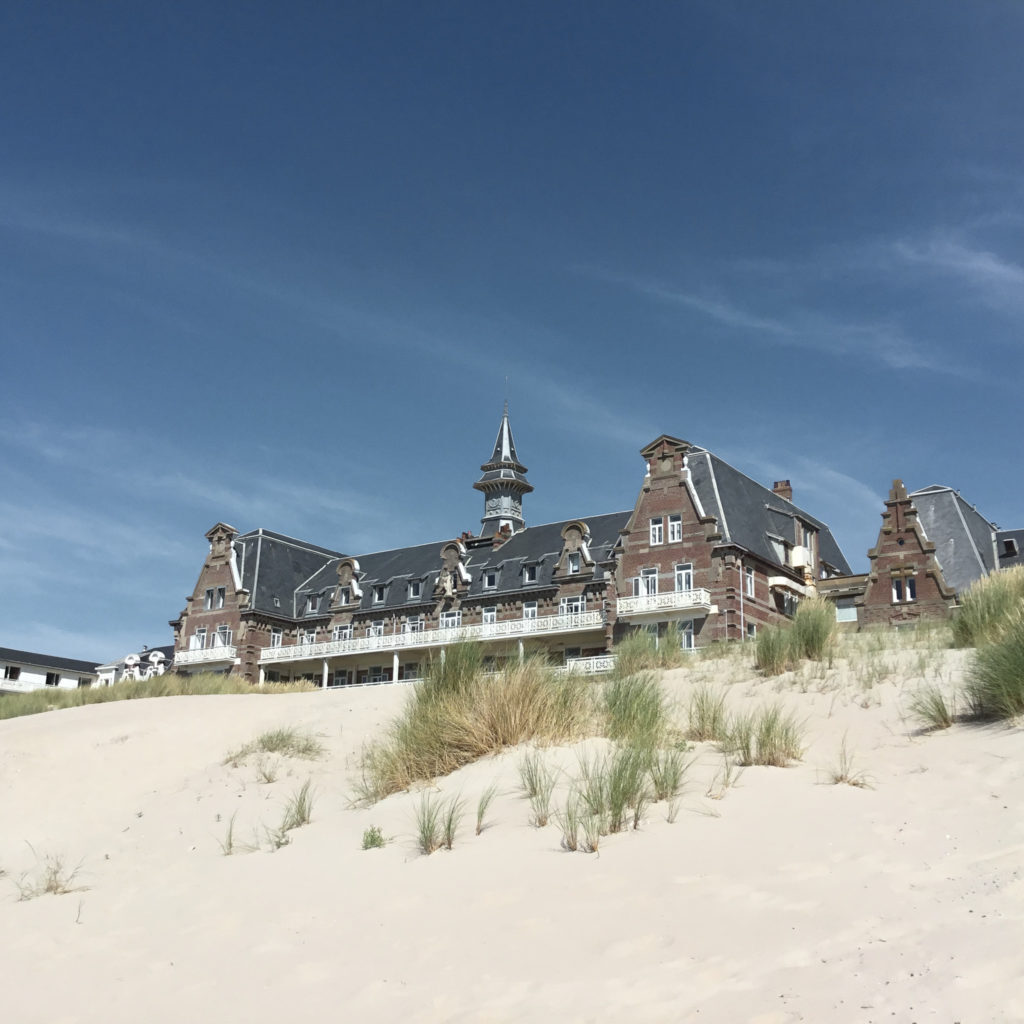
[337,586,351,604]
[408,580,422,601]
[484,570,497,589]
[567,552,580,574]
[306,595,320,614]
[524,564,537,583]
[373,585,386,604]
[1004,538,1019,558]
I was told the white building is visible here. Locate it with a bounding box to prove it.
[0,646,99,694]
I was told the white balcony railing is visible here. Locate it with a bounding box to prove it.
[559,654,617,675]
[259,610,606,664]
[616,588,713,618]
[174,645,238,666]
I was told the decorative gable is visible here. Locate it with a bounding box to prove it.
[434,541,471,599]
[554,520,595,578]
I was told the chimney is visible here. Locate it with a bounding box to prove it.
[492,524,512,550]
[773,480,793,501]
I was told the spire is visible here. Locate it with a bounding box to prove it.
[473,404,533,535]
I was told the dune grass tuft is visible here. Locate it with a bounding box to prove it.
[361,825,386,850]
[963,613,1024,719]
[755,599,836,675]
[475,782,498,835]
[356,647,592,802]
[826,734,873,789]
[724,704,804,767]
[685,684,729,742]
[908,684,956,730]
[225,726,324,766]
[413,793,443,855]
[0,672,316,722]
[952,565,1024,648]
[603,672,669,746]
[14,850,86,900]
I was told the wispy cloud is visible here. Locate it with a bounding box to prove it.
[580,266,956,375]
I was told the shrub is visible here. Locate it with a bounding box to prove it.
[685,684,729,742]
[907,684,955,730]
[362,825,386,850]
[357,650,592,802]
[963,613,1024,719]
[953,566,1024,648]
[603,672,668,746]
[724,704,804,767]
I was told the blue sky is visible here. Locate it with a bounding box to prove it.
[3,2,1023,662]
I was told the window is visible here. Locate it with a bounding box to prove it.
[523,602,538,620]
[564,647,581,664]
[215,586,225,609]
[440,610,461,629]
[482,606,497,625]
[45,671,61,687]
[1003,538,1019,558]
[367,621,384,637]
[744,566,755,598]
[560,595,586,615]
[403,616,423,634]
[3,666,20,681]
[299,628,316,645]
[270,628,283,648]
[484,570,497,589]
[668,514,682,543]
[835,598,857,623]
[408,580,422,601]
[674,563,693,592]
[633,567,658,596]
[334,624,353,641]
[307,595,320,614]
[78,677,91,688]
[893,575,917,603]
[567,552,580,574]
[680,621,695,651]
[215,625,233,647]
[337,586,351,605]
[524,564,537,583]
[745,621,757,640]
[204,588,214,610]
[191,628,207,651]
[649,517,664,545]
[373,585,386,604]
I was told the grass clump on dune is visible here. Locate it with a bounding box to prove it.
[612,625,689,676]
[356,645,592,803]
[685,683,729,742]
[724,703,804,767]
[0,672,316,722]
[603,672,669,746]
[755,599,836,676]
[963,613,1024,719]
[952,565,1024,648]
[224,725,324,766]
[907,684,956,730]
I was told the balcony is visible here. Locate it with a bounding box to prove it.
[616,588,714,620]
[559,654,617,675]
[259,610,606,665]
[174,644,238,666]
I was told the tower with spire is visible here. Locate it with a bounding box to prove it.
[473,403,533,536]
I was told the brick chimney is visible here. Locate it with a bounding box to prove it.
[773,480,793,501]
[492,524,512,549]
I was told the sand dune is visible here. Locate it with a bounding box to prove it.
[2,645,1022,1023]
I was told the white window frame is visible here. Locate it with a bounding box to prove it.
[373,585,386,604]
[633,567,658,597]
[674,562,693,592]
[567,552,581,574]
[215,586,226,609]
[408,580,422,601]
[681,620,695,650]
[482,606,497,625]
[560,595,586,615]
[524,564,537,583]
[192,627,207,651]
[270,628,283,648]
[299,628,316,645]
[337,586,351,605]
[649,517,664,545]
[333,624,353,641]
[744,566,755,598]
[523,602,538,620]
[440,610,462,629]
[307,594,319,614]
[3,665,20,680]
[215,625,233,647]
[484,570,497,589]
[746,621,757,640]
[204,588,214,610]
[403,616,424,634]
[366,621,384,638]
[45,671,61,687]
[668,514,682,543]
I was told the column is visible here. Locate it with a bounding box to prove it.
[321,659,329,689]
[392,651,400,682]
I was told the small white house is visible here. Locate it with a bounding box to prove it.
[0,646,99,694]
[95,645,175,686]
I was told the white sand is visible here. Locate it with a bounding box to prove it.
[2,646,1023,1023]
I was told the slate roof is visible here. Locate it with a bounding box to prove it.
[686,448,852,575]
[909,485,997,593]
[0,647,99,675]
[292,510,632,618]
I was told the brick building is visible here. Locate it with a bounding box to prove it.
[171,411,851,684]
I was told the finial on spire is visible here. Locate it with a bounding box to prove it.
[473,403,533,536]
